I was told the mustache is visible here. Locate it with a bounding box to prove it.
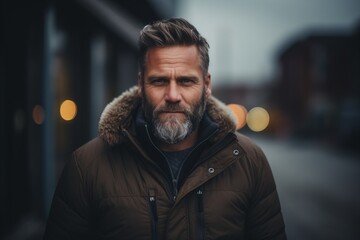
[156,104,190,113]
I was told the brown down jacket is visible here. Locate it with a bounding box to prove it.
[44,86,286,240]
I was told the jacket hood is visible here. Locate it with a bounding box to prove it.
[98,86,238,146]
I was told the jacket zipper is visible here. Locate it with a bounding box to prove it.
[144,124,178,202]
[172,179,178,201]
[166,127,218,202]
[171,128,219,200]
[148,189,158,240]
[196,188,205,240]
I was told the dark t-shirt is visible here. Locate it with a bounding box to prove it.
[162,148,192,179]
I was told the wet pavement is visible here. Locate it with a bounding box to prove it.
[252,135,360,240]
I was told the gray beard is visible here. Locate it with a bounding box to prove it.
[142,89,206,145]
[152,114,192,144]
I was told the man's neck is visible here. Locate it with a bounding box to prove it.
[157,130,198,152]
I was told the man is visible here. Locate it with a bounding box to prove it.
[44,18,286,239]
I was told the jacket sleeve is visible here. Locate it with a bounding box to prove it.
[245,144,287,240]
[43,152,94,240]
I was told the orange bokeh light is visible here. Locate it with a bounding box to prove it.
[227,104,248,129]
[32,105,45,125]
[60,100,77,121]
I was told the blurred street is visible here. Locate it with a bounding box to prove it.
[252,135,360,240]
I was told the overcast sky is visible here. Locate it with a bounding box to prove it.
[176,0,360,87]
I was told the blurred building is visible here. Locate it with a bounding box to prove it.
[272,24,360,150]
[0,0,177,238]
[213,24,360,150]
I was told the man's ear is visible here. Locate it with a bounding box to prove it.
[205,73,212,97]
[137,72,142,97]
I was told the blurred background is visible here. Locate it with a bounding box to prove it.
[1,0,359,239]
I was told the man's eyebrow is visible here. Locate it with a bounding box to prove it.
[176,75,199,81]
[144,76,168,83]
[146,75,199,80]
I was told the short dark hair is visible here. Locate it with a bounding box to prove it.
[138,18,210,78]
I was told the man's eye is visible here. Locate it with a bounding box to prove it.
[151,79,166,85]
[178,78,194,85]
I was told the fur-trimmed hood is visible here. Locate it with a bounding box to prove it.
[98,86,237,146]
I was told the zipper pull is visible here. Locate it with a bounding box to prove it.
[197,188,204,212]
[148,188,158,239]
[172,179,178,202]
[196,188,204,240]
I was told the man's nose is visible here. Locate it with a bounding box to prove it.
[165,81,181,102]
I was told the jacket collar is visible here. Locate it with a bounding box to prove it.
[98,86,237,146]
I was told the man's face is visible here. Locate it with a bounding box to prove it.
[138,45,211,145]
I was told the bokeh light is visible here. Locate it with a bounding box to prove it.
[32,105,45,125]
[60,100,77,121]
[246,107,270,132]
[227,104,248,129]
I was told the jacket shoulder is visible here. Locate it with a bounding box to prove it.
[71,137,114,174]
[76,137,108,152]
[234,132,267,167]
[74,137,108,159]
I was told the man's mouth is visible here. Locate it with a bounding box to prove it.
[160,111,184,115]
[158,111,186,119]
[162,111,183,113]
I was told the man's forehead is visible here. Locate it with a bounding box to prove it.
[146,45,199,59]
[144,46,201,71]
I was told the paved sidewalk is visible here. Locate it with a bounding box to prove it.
[252,136,360,240]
